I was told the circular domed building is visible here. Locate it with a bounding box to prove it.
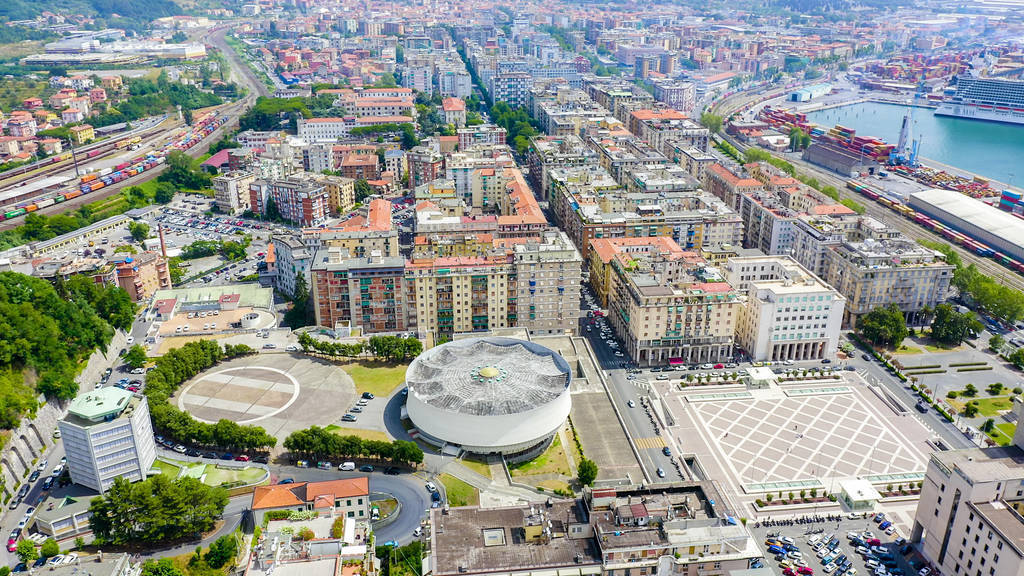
[405,337,572,462]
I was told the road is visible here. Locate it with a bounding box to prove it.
[841,344,976,451]
[576,287,679,482]
[263,463,430,545]
[204,25,271,99]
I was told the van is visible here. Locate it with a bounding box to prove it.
[339,462,355,471]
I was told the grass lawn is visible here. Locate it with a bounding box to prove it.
[458,456,492,479]
[204,465,266,486]
[894,345,923,355]
[337,360,408,396]
[324,425,392,442]
[967,396,1018,417]
[923,343,960,353]
[153,459,181,478]
[509,434,571,477]
[985,422,1016,447]
[537,479,571,493]
[373,497,398,519]
[439,473,479,507]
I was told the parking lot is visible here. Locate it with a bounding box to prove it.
[747,513,923,576]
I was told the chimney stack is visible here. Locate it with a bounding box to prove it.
[158,224,167,258]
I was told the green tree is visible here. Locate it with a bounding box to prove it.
[354,179,375,203]
[154,182,176,204]
[284,272,311,328]
[840,198,866,214]
[989,333,1005,352]
[981,418,995,433]
[40,538,59,559]
[141,558,185,576]
[205,534,238,568]
[124,344,148,369]
[1009,348,1024,370]
[856,304,908,348]
[16,539,38,564]
[986,382,1004,395]
[930,304,981,346]
[577,458,598,486]
[962,403,979,418]
[964,384,978,397]
[159,150,211,190]
[129,221,150,243]
[699,112,723,133]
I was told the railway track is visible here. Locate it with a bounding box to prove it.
[713,90,1024,296]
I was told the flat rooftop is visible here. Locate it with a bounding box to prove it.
[430,501,601,576]
[970,500,1024,555]
[65,387,137,425]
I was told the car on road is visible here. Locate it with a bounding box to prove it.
[7,537,17,553]
[28,470,40,482]
[381,540,398,548]
[626,399,636,407]
[41,477,54,491]
[235,455,251,462]
[263,343,277,349]
[173,444,187,453]
[362,392,375,399]
[656,467,666,478]
[861,353,871,361]
[350,406,363,413]
[286,345,299,352]
[383,466,400,475]
[425,481,437,492]
[359,465,374,472]
[37,459,48,471]
[342,414,357,422]
[662,446,672,456]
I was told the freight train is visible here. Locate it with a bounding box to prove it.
[0,113,226,222]
[846,180,1024,276]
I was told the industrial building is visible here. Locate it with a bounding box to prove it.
[908,188,1024,262]
[405,337,572,461]
[790,83,832,102]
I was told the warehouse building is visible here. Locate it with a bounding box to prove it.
[908,188,1024,262]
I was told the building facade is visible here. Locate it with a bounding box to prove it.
[212,170,256,215]
[58,388,157,493]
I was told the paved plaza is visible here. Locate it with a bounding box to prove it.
[175,354,355,443]
[667,375,933,506]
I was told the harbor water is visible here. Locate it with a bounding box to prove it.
[805,101,1024,186]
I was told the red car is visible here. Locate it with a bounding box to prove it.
[783,569,796,576]
[714,363,724,369]
[798,567,813,575]
[7,538,16,553]
[234,455,250,462]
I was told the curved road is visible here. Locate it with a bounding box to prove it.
[265,464,430,545]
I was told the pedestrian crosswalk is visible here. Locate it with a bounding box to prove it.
[634,436,666,449]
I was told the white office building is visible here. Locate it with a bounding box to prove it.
[724,255,845,362]
[910,398,1024,576]
[58,387,157,493]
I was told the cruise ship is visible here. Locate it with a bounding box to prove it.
[935,75,1024,125]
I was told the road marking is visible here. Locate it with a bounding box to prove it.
[634,436,666,449]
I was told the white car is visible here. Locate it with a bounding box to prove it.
[126,336,134,345]
[61,554,78,565]
[885,526,896,535]
[824,564,839,574]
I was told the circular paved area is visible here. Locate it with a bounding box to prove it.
[174,354,356,446]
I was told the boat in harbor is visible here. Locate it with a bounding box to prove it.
[935,75,1024,126]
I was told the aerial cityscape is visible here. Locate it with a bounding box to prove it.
[1,3,1023,576]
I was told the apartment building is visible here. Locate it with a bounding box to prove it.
[489,72,532,108]
[724,255,845,362]
[589,484,761,576]
[651,79,697,112]
[633,111,709,157]
[588,135,669,184]
[605,243,740,366]
[311,250,411,333]
[703,163,765,212]
[910,398,1024,576]
[738,190,798,255]
[511,230,583,334]
[212,170,256,215]
[457,124,507,149]
[58,388,157,493]
[313,174,356,215]
[822,236,954,326]
[671,145,717,181]
[271,235,314,298]
[526,135,599,201]
[407,145,445,188]
[550,165,742,258]
[114,251,171,302]
[249,176,330,227]
[304,199,399,258]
